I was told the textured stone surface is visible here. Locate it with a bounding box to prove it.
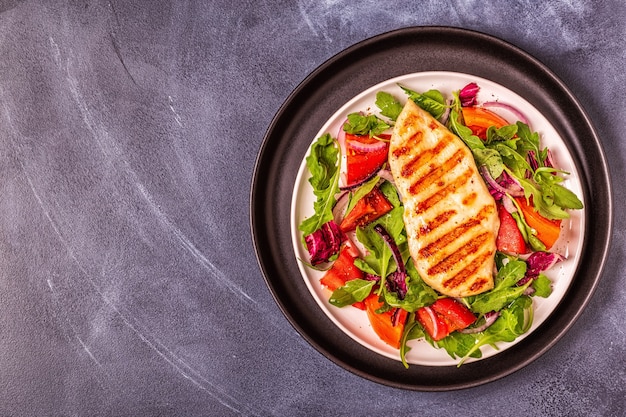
[0,1,623,415]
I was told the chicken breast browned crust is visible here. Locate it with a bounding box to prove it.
[388,99,499,297]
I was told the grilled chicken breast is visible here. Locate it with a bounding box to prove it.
[389,100,499,297]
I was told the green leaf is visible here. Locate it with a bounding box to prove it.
[492,143,531,179]
[400,314,423,368]
[473,147,504,179]
[515,122,542,159]
[356,205,405,283]
[510,210,546,252]
[552,184,584,210]
[458,295,533,366]
[436,331,483,360]
[298,133,340,236]
[518,177,571,220]
[532,274,553,298]
[329,279,376,307]
[375,91,403,121]
[401,86,447,119]
[486,124,518,144]
[343,113,390,136]
[448,109,485,150]
[470,259,528,314]
[470,284,529,315]
[344,175,380,214]
[384,260,438,312]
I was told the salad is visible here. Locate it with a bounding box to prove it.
[296,79,584,367]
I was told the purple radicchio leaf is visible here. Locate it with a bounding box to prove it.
[386,271,408,300]
[517,251,565,286]
[304,220,344,265]
[459,82,480,107]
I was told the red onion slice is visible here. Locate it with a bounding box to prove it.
[458,311,500,334]
[501,195,518,214]
[332,191,350,224]
[482,101,529,125]
[336,119,348,155]
[376,168,395,186]
[374,224,406,274]
[423,306,439,336]
[347,138,388,153]
[339,170,380,191]
[479,166,525,198]
[336,119,348,188]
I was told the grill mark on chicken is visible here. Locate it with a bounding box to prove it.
[419,209,456,236]
[427,231,491,276]
[416,168,474,212]
[462,192,478,206]
[442,250,493,291]
[400,140,447,178]
[392,131,423,159]
[408,148,465,195]
[419,215,481,259]
[391,145,410,158]
[441,255,483,290]
[469,278,491,292]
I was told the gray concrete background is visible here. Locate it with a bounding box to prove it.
[0,1,623,416]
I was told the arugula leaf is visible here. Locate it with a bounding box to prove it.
[458,295,533,366]
[436,331,483,360]
[533,168,584,212]
[355,181,407,287]
[400,314,423,368]
[384,260,437,312]
[375,91,403,121]
[401,86,447,119]
[445,93,510,180]
[447,105,482,147]
[356,204,405,281]
[517,177,572,220]
[298,133,340,236]
[343,113,390,136]
[469,259,529,314]
[329,279,376,307]
[352,181,438,311]
[473,147,505,179]
[379,179,402,207]
[532,274,553,298]
[549,183,584,210]
[510,209,546,252]
[506,121,583,219]
[353,258,378,276]
[344,175,380,214]
[515,122,542,161]
[486,124,518,144]
[492,142,531,179]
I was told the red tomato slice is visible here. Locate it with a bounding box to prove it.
[345,133,390,186]
[339,187,394,232]
[416,306,449,341]
[429,298,476,332]
[417,298,476,341]
[320,245,366,310]
[364,294,408,349]
[461,107,509,140]
[496,203,528,255]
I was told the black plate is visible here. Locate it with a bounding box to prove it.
[250,26,612,391]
